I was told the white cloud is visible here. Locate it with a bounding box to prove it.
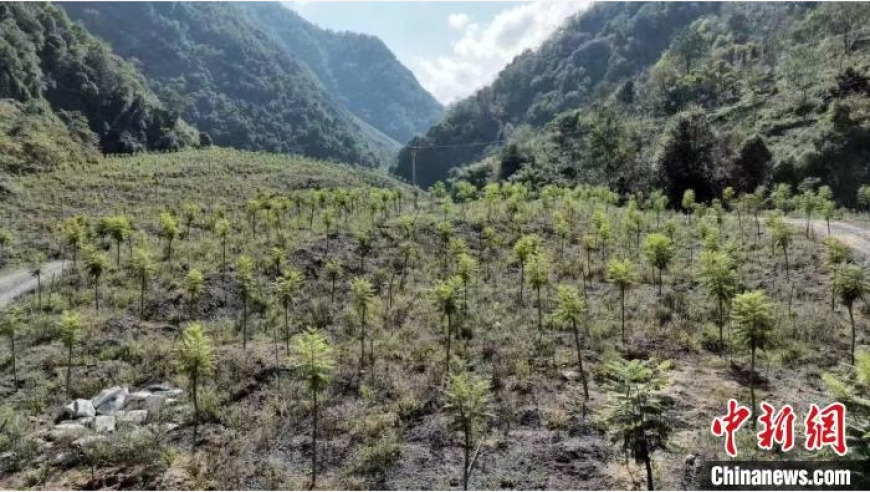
[448,12,472,31]
[413,1,592,105]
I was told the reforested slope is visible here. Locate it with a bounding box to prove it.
[62,1,387,167]
[239,2,443,144]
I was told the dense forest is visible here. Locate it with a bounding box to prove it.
[61,2,394,167]
[238,2,443,145]
[0,2,196,167]
[400,2,870,206]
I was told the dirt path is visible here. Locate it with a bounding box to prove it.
[785,217,870,260]
[0,260,67,309]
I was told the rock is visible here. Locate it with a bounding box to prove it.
[153,388,183,399]
[93,415,116,433]
[126,391,164,413]
[64,399,96,418]
[561,370,579,382]
[116,410,148,425]
[76,417,95,427]
[48,423,89,441]
[92,386,129,415]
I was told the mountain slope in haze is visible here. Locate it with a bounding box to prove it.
[0,2,195,168]
[239,2,443,145]
[397,1,721,187]
[62,1,387,167]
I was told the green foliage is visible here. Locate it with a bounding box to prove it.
[62,2,387,166]
[444,369,491,491]
[600,358,672,491]
[0,3,193,156]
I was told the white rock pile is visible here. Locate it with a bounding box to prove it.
[48,384,184,441]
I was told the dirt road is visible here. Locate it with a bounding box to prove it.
[785,217,870,260]
[0,261,67,309]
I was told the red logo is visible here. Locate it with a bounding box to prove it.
[804,403,847,456]
[712,401,848,457]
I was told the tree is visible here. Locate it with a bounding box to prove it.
[351,277,374,377]
[641,234,673,297]
[181,203,201,239]
[731,290,775,428]
[291,328,334,489]
[185,269,204,320]
[0,307,23,389]
[825,237,851,311]
[527,253,551,343]
[236,256,255,357]
[324,259,341,306]
[799,190,817,238]
[513,234,542,304]
[657,109,719,206]
[61,217,86,271]
[159,212,180,262]
[129,247,156,319]
[552,285,589,399]
[455,253,478,316]
[85,249,110,312]
[433,276,462,376]
[274,268,301,354]
[834,265,866,365]
[60,311,83,398]
[697,250,738,350]
[355,229,374,272]
[607,258,637,344]
[601,358,671,491]
[769,217,792,282]
[176,322,215,450]
[444,369,491,491]
[29,252,45,310]
[99,216,132,267]
[671,28,706,73]
[215,219,231,274]
[681,189,696,222]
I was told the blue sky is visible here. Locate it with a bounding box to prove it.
[285,1,591,104]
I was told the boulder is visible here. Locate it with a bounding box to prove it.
[116,410,148,425]
[153,388,183,399]
[48,423,89,441]
[92,386,129,416]
[93,415,116,433]
[64,399,96,419]
[126,391,164,413]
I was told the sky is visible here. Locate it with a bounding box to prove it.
[285,1,592,105]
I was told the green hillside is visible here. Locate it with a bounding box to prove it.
[0,2,196,161]
[401,3,870,207]
[397,2,720,186]
[61,2,389,167]
[239,2,443,144]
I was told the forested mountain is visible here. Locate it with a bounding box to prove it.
[405,2,870,206]
[0,2,195,172]
[238,2,443,145]
[397,2,721,187]
[61,1,390,167]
